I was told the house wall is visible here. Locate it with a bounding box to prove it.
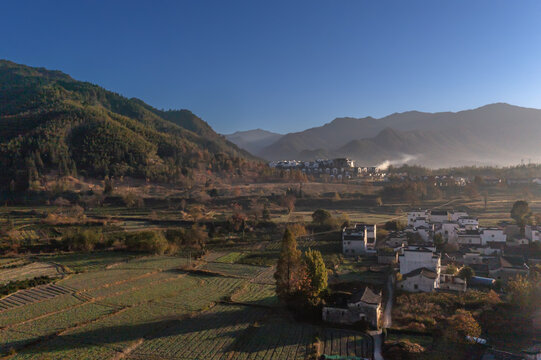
[526,225,541,242]
[322,307,365,325]
[407,211,428,226]
[348,302,381,328]
[343,240,365,256]
[430,213,449,223]
[457,234,482,245]
[450,212,469,222]
[439,223,459,242]
[481,229,506,245]
[399,251,440,274]
[399,274,437,292]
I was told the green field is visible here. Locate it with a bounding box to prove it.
[0,252,371,359]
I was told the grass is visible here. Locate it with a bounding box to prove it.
[215,251,245,264]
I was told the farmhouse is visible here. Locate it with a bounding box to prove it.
[322,287,382,328]
[439,273,467,292]
[457,230,482,245]
[399,268,439,292]
[480,228,507,245]
[342,224,376,255]
[526,225,541,242]
[399,247,441,275]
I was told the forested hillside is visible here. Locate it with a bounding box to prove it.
[0,60,257,190]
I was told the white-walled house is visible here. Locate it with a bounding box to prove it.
[526,225,541,242]
[322,287,382,328]
[457,230,482,245]
[399,247,441,275]
[342,224,376,255]
[407,210,429,226]
[438,222,459,242]
[417,226,433,242]
[412,217,430,229]
[450,211,469,222]
[429,210,449,224]
[457,217,479,230]
[480,228,507,245]
[439,273,467,292]
[399,268,439,292]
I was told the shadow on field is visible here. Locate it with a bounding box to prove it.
[4,305,327,357]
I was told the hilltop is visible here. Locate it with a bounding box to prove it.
[0,60,257,190]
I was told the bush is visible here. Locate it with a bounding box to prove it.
[125,231,168,254]
[63,229,102,251]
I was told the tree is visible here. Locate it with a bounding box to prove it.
[506,274,532,309]
[457,266,475,282]
[511,200,531,236]
[312,209,332,226]
[274,228,302,300]
[444,310,481,343]
[433,233,445,252]
[303,248,328,301]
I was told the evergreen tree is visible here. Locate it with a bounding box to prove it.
[303,248,328,301]
[274,228,302,300]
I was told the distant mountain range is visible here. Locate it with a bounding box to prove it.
[225,129,283,156]
[226,103,541,168]
[0,60,255,189]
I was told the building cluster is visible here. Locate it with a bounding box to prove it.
[268,158,381,180]
[339,209,534,294]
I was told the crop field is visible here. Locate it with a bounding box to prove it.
[318,328,373,358]
[0,262,65,284]
[215,251,245,263]
[0,252,373,359]
[231,282,279,307]
[0,283,75,310]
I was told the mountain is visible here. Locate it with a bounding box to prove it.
[225,129,283,155]
[0,60,256,190]
[254,103,541,167]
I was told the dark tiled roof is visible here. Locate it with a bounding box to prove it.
[402,267,438,280]
[350,287,382,305]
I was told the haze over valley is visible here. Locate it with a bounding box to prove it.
[227,103,541,168]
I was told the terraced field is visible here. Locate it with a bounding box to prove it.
[0,253,373,359]
[0,262,65,284]
[0,283,76,311]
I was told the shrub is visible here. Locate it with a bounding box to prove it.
[125,231,168,254]
[63,229,102,251]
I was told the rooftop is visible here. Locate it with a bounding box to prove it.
[402,267,438,280]
[350,287,382,305]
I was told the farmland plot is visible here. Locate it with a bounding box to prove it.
[0,262,65,284]
[201,261,268,278]
[232,282,278,307]
[318,328,373,359]
[0,293,83,327]
[0,302,116,355]
[0,283,75,311]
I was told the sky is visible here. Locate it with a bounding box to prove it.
[2,1,541,134]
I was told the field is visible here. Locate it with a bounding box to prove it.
[0,252,372,360]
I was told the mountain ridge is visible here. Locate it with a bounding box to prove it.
[0,60,257,190]
[227,102,541,167]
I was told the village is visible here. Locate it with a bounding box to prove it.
[318,207,541,359]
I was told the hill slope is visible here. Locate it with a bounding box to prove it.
[0,60,256,190]
[225,129,283,155]
[254,103,541,167]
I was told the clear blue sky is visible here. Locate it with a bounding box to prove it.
[2,1,541,134]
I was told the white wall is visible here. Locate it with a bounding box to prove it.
[399,250,440,274]
[481,229,506,245]
[399,274,437,292]
[526,225,541,242]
